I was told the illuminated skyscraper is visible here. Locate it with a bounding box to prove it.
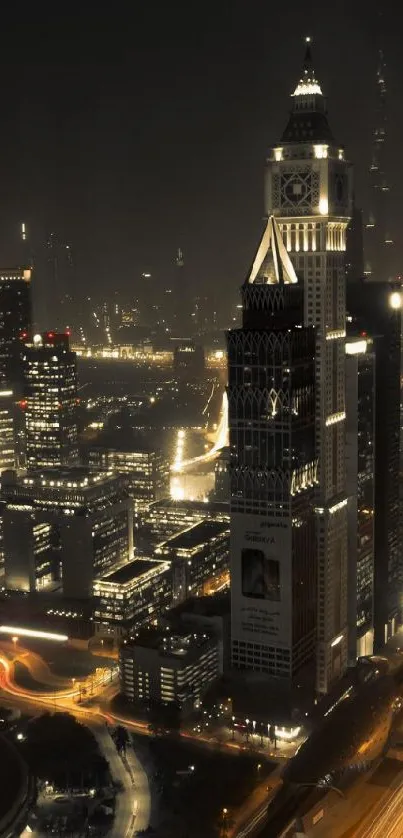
[23,332,79,469]
[228,217,317,680]
[264,40,352,692]
[345,336,375,659]
[347,279,402,650]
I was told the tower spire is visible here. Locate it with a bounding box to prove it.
[292,36,322,98]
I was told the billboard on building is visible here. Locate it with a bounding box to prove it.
[231,513,292,647]
[241,549,280,601]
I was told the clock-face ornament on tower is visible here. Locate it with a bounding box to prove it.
[278,168,320,214]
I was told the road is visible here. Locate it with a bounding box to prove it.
[0,645,288,836]
[0,653,151,837]
[91,724,145,838]
[355,775,403,838]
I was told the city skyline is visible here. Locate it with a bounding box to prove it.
[0,2,401,311]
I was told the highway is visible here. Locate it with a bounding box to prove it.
[171,390,229,473]
[355,775,403,838]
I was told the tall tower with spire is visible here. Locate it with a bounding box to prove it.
[365,48,393,280]
[227,217,317,682]
[265,39,353,693]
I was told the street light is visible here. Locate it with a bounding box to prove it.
[221,807,229,837]
[12,636,18,647]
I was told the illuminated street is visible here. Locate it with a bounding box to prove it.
[357,778,403,837]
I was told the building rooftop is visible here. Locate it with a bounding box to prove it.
[99,557,168,586]
[149,498,229,514]
[125,627,213,657]
[89,429,161,455]
[169,592,230,621]
[156,520,229,553]
[2,466,121,491]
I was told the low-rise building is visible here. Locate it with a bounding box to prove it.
[93,557,172,638]
[166,592,231,672]
[155,519,230,604]
[119,628,220,714]
[2,467,133,598]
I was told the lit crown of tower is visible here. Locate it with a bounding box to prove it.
[247,215,298,285]
[281,37,335,145]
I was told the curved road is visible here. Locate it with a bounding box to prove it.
[0,653,151,836]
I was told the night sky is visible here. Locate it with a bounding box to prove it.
[0,0,401,315]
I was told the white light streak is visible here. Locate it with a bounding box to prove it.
[0,626,68,642]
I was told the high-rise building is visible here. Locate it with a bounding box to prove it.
[0,268,32,392]
[2,467,133,598]
[345,336,375,659]
[45,233,77,331]
[172,248,192,338]
[264,40,352,692]
[364,49,394,281]
[0,391,15,473]
[23,332,79,469]
[88,442,169,524]
[227,215,316,680]
[347,279,402,649]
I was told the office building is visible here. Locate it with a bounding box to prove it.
[263,40,352,691]
[88,443,168,523]
[0,391,15,472]
[93,557,172,639]
[23,332,79,469]
[2,467,133,598]
[119,628,220,714]
[227,214,316,681]
[347,279,402,648]
[345,336,375,659]
[0,268,32,392]
[156,520,230,603]
[143,498,229,543]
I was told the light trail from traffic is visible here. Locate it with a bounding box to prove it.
[0,625,68,642]
[171,391,228,474]
[358,780,403,838]
[0,653,115,704]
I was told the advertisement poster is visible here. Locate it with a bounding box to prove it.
[231,513,291,646]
